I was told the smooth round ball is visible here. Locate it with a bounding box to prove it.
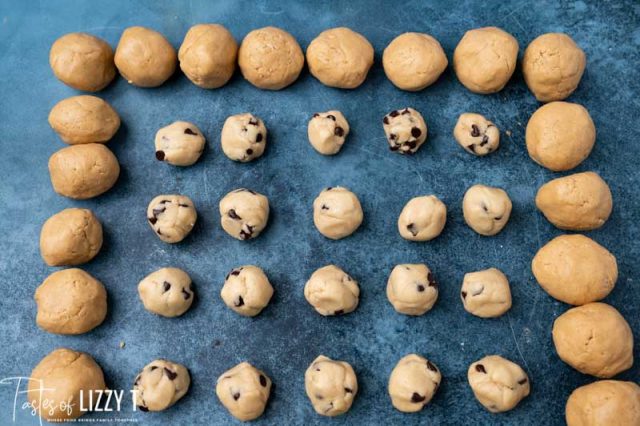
[468,355,530,413]
[461,268,511,318]
[48,95,120,144]
[386,264,438,316]
[454,113,500,156]
[305,355,358,416]
[147,194,197,243]
[462,184,512,236]
[221,113,267,162]
[133,359,190,411]
[382,107,428,154]
[313,186,363,240]
[40,208,102,266]
[308,110,350,155]
[566,380,640,426]
[155,121,205,166]
[397,195,447,241]
[305,265,359,316]
[115,26,176,87]
[216,362,272,421]
[138,267,194,317]
[219,188,270,240]
[388,354,441,412]
[221,265,273,317]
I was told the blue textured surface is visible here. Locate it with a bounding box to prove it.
[1,0,639,425]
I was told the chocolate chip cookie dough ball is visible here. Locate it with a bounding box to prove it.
[147,195,197,243]
[523,33,586,102]
[305,355,358,416]
[306,27,374,89]
[454,113,500,156]
[178,24,237,89]
[305,265,359,316]
[115,26,176,87]
[387,264,438,316]
[219,189,269,240]
[48,95,120,145]
[49,32,115,92]
[221,113,267,162]
[133,359,190,412]
[388,354,441,412]
[462,185,512,236]
[397,195,447,241]
[313,186,363,240]
[155,121,205,166]
[40,208,102,266]
[566,380,640,426]
[221,265,273,317]
[461,268,511,318]
[553,303,633,378]
[27,348,106,422]
[468,355,530,413]
[382,107,428,154]
[216,362,272,421]
[453,27,518,94]
[308,111,350,155]
[138,267,194,317]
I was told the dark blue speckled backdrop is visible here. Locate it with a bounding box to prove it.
[1,0,639,425]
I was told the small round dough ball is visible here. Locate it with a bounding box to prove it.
[468,355,530,413]
[133,359,190,412]
[386,264,438,316]
[35,269,107,334]
[553,302,633,378]
[383,107,428,154]
[535,172,612,231]
[523,33,586,102]
[462,184,512,236]
[138,267,194,317]
[155,121,205,166]
[48,95,120,144]
[454,113,500,156]
[308,111,350,155]
[27,348,106,422]
[221,113,267,162]
[178,24,237,89]
[219,188,270,240]
[526,101,596,171]
[49,32,115,92]
[115,26,176,87]
[397,195,447,241]
[383,32,448,91]
[305,355,358,416]
[216,362,272,421]
[566,380,640,426]
[305,265,359,316]
[388,354,442,412]
[49,143,120,199]
[313,186,363,240]
[453,27,519,94]
[461,268,511,318]
[221,265,274,317]
[40,208,102,266]
[306,27,374,89]
[147,194,197,243]
[532,234,617,305]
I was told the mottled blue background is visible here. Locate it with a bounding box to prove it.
[0,0,639,425]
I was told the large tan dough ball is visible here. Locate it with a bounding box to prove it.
[566,380,640,426]
[40,208,103,266]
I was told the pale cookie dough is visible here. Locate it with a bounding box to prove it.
[40,208,102,266]
[461,268,511,318]
[138,267,194,317]
[535,172,612,231]
[238,26,304,90]
[49,143,120,199]
[305,355,358,416]
[308,111,350,155]
[49,32,115,92]
[566,380,640,426]
[35,269,107,334]
[532,234,617,305]
[221,265,273,317]
[388,354,441,412]
[313,186,363,240]
[304,265,359,316]
[454,113,500,156]
[386,264,438,316]
[133,359,190,412]
[382,107,428,154]
[147,195,197,243]
[115,26,177,87]
[306,27,374,89]
[553,302,633,378]
[219,188,270,240]
[453,27,519,94]
[462,184,512,236]
[155,121,205,166]
[221,113,267,162]
[397,195,447,241]
[216,362,272,421]
[27,348,106,422]
[526,102,596,171]
[178,24,238,89]
[48,95,120,144]
[468,355,530,413]
[522,33,586,102]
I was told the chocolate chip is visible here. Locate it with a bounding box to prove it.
[313,113,320,118]
[389,110,400,117]
[152,206,166,217]
[231,269,241,276]
[461,291,467,299]
[494,215,502,221]
[184,128,197,136]
[326,186,333,191]
[518,378,528,385]
[475,364,487,374]
[334,126,344,137]
[163,281,171,292]
[427,361,438,372]
[182,288,191,300]
[138,405,149,412]
[149,366,158,371]
[389,133,397,140]
[480,135,489,146]
[321,204,329,210]
[246,148,253,155]
[235,296,244,307]
[471,124,481,137]
[390,144,399,151]
[248,118,259,126]
[233,392,240,401]
[327,114,336,121]
[411,392,426,403]
[259,374,267,387]
[411,127,422,138]
[155,150,165,161]
[407,223,418,236]
[467,144,477,153]
[383,116,389,125]
[228,209,241,220]
[344,387,353,393]
[240,225,254,240]
[402,108,411,115]
[417,284,425,292]
[256,133,263,143]
[164,368,178,380]
[148,217,157,225]
[406,140,417,149]
[427,272,437,288]
[334,309,344,315]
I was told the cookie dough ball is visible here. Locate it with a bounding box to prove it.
[219,188,269,240]
[221,265,273,317]
[27,348,106,422]
[382,107,428,154]
[386,264,438,316]
[468,355,530,413]
[461,268,511,318]
[305,355,358,416]
[304,265,359,316]
[40,208,102,266]
[49,32,115,92]
[115,26,176,87]
[532,234,617,305]
[523,33,586,102]
[454,113,500,156]
[178,24,237,89]
[48,95,120,145]
[138,267,194,317]
[308,111,350,155]
[306,27,374,89]
[397,195,447,241]
[453,27,518,94]
[553,302,633,378]
[155,121,205,166]
[147,194,197,243]
[535,172,612,231]
[526,102,596,171]
[462,184,512,236]
[49,143,120,199]
[133,359,190,412]
[388,354,441,412]
[313,186,363,240]
[216,362,272,421]
[566,380,640,426]
[221,113,267,162]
